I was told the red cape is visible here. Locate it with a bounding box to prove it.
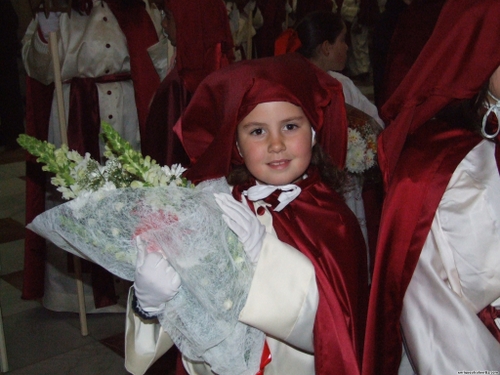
[234,169,368,375]
[362,120,483,375]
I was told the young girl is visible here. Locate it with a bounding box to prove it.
[364,0,500,373]
[125,53,368,375]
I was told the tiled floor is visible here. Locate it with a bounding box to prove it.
[0,149,178,374]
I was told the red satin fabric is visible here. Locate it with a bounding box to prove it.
[23,77,52,300]
[274,28,302,56]
[176,53,348,184]
[67,73,131,159]
[377,0,445,111]
[165,0,234,94]
[378,0,500,187]
[477,305,500,343]
[362,120,483,375]
[233,169,368,375]
[254,0,287,58]
[141,66,191,167]
[142,0,234,167]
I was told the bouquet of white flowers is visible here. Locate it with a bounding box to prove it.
[17,123,265,375]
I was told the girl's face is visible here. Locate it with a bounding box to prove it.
[236,101,315,186]
[327,23,348,72]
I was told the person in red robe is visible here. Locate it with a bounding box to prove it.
[363,0,500,373]
[140,0,234,168]
[22,0,163,310]
[254,0,288,58]
[126,53,368,375]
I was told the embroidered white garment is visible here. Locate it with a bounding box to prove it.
[243,184,301,212]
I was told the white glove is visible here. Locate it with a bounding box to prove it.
[214,193,266,264]
[133,237,181,313]
[38,12,61,40]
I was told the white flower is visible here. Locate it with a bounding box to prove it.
[101,181,117,191]
[345,125,379,174]
[58,186,77,200]
[130,180,145,188]
[67,191,93,211]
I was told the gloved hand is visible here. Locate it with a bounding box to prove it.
[133,236,181,314]
[214,193,266,264]
[38,12,61,41]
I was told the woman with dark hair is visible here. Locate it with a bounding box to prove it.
[292,10,383,127]
[364,0,500,373]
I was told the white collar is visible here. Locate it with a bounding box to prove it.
[242,183,301,212]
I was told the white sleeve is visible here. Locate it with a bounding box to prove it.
[22,16,54,84]
[328,71,385,129]
[124,288,174,375]
[239,232,318,353]
[400,140,500,374]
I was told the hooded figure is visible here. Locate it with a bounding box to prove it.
[127,53,368,375]
[364,0,500,374]
[140,0,234,168]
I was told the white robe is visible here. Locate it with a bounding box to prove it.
[21,0,168,313]
[399,139,500,374]
[328,71,385,129]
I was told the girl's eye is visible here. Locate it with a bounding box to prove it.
[284,123,298,131]
[250,128,264,136]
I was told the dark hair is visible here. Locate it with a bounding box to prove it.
[435,80,489,134]
[227,144,346,194]
[294,11,345,59]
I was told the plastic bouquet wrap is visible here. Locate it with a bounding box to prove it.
[18,123,265,375]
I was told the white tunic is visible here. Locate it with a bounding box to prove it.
[328,71,385,129]
[125,199,319,375]
[399,139,500,374]
[22,0,168,152]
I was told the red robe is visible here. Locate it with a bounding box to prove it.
[362,120,484,375]
[234,169,369,375]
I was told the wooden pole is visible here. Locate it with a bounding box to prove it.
[246,8,253,60]
[49,31,88,337]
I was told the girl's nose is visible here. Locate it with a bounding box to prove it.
[268,134,285,152]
